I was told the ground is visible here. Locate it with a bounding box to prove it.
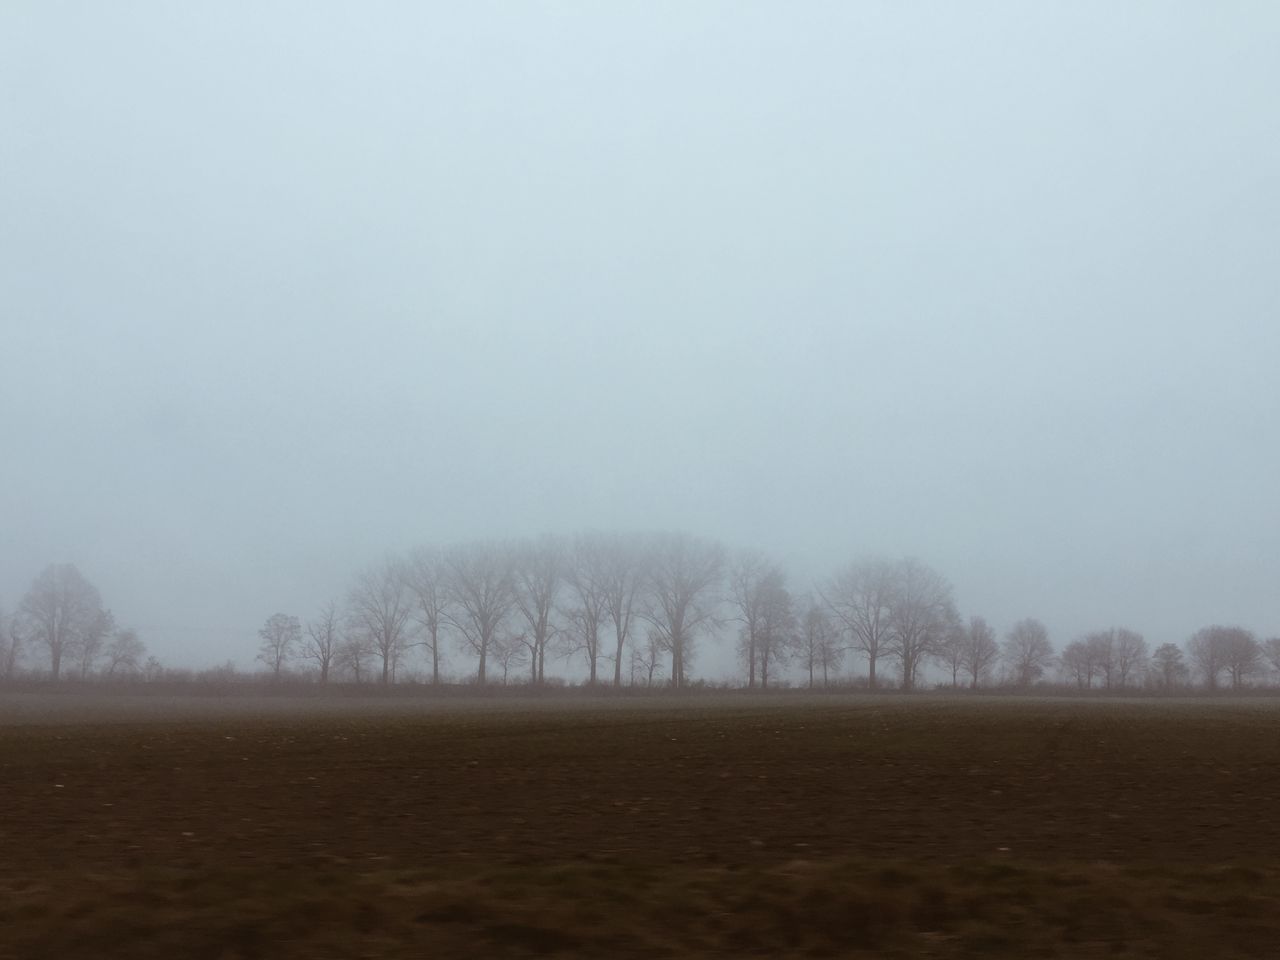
[2,691,1278,957]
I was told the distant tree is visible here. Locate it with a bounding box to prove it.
[640,532,724,688]
[798,598,842,689]
[935,619,968,688]
[142,655,164,682]
[348,557,414,684]
[337,631,374,683]
[630,630,665,687]
[1262,637,1280,677]
[823,557,896,690]
[512,535,565,685]
[491,632,528,685]
[443,541,516,684]
[1221,629,1262,690]
[257,613,300,678]
[729,551,795,689]
[103,629,146,678]
[1150,642,1189,690]
[406,546,450,685]
[1112,629,1148,688]
[594,533,647,687]
[19,564,105,680]
[561,534,609,685]
[0,606,23,679]
[885,558,957,691]
[1061,639,1098,689]
[1002,618,1054,687]
[76,608,116,679]
[959,616,1000,689]
[301,602,341,683]
[1188,625,1257,690]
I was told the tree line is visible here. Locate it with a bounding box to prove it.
[5,534,1279,692]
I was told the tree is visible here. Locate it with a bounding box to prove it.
[1002,618,1054,687]
[594,532,647,687]
[443,541,516,685]
[19,564,105,680]
[640,533,724,688]
[347,558,413,684]
[959,616,1000,689]
[935,619,967,688]
[798,597,842,689]
[301,602,341,683]
[1112,629,1148,688]
[76,608,116,679]
[885,558,957,691]
[729,552,795,689]
[1150,643,1189,691]
[1188,626,1257,690]
[512,535,564,685]
[631,630,665,687]
[491,632,528,685]
[823,557,896,690]
[1262,637,1280,677]
[103,629,146,678]
[406,546,450,685]
[337,630,374,683]
[560,534,609,685]
[1060,639,1098,689]
[0,605,23,680]
[257,613,300,678]
[1221,629,1261,690]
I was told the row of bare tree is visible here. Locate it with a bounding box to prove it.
[6,546,1277,691]
[0,564,150,681]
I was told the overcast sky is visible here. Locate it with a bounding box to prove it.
[2,3,1277,674]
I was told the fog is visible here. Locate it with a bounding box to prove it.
[2,3,1278,671]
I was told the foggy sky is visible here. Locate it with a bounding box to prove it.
[3,3,1278,673]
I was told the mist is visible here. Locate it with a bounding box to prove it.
[3,2,1278,670]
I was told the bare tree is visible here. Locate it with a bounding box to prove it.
[512,535,564,685]
[558,535,610,685]
[443,541,515,685]
[406,546,450,685]
[347,557,413,684]
[885,558,957,691]
[1263,637,1280,677]
[1150,642,1189,691]
[823,557,896,690]
[960,616,1000,689]
[798,597,842,689]
[631,630,665,687]
[935,618,968,688]
[19,563,105,680]
[301,602,341,683]
[1187,625,1258,690]
[594,532,647,687]
[76,608,116,679]
[641,532,724,688]
[491,632,528,685]
[729,551,794,689]
[337,630,374,683]
[0,605,23,679]
[1061,638,1098,689]
[1221,628,1261,690]
[1002,618,1054,688]
[103,629,146,678]
[1112,629,1148,688]
[257,612,300,678]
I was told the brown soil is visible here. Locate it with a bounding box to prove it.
[2,694,1279,957]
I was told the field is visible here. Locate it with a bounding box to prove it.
[3,692,1280,958]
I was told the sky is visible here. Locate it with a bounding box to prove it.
[2,2,1278,675]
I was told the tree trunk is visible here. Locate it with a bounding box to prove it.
[867,656,876,690]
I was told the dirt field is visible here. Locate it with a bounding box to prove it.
[3,692,1279,958]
